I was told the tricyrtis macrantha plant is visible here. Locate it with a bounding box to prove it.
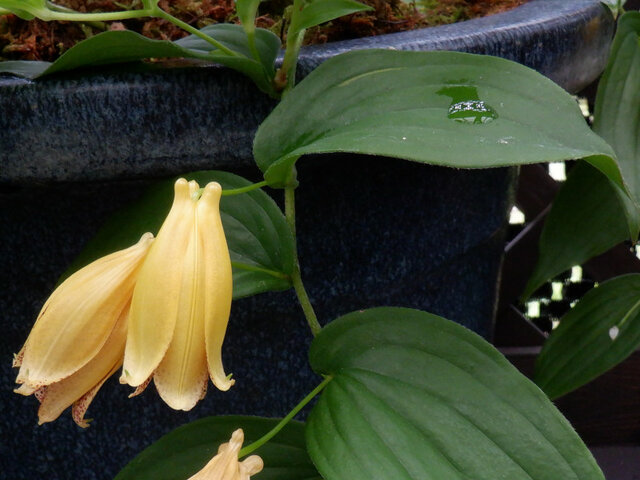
[121,179,234,411]
[13,233,154,427]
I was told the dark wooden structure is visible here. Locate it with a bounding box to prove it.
[495,163,640,449]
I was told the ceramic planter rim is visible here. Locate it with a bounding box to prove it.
[0,0,614,184]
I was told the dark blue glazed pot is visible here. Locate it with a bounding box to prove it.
[0,1,614,479]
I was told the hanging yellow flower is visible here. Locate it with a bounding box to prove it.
[13,233,154,427]
[121,178,234,410]
[187,429,263,480]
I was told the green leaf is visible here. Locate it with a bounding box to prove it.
[306,307,603,480]
[0,0,45,19]
[63,171,294,299]
[42,30,210,75]
[115,416,320,480]
[600,0,627,16]
[593,12,640,207]
[175,23,280,91]
[174,23,280,71]
[0,27,278,94]
[236,0,262,28]
[253,49,621,188]
[0,59,50,77]
[0,8,35,19]
[535,274,640,399]
[289,0,372,37]
[522,162,638,299]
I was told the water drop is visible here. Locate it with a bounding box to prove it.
[437,85,498,125]
[448,100,498,124]
[609,326,619,340]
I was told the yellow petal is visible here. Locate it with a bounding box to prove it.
[187,429,263,480]
[37,304,128,427]
[153,218,209,410]
[123,179,198,387]
[70,361,120,428]
[198,182,234,391]
[17,233,153,388]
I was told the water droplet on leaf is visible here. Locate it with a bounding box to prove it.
[437,85,498,125]
[609,326,619,340]
[448,100,498,124]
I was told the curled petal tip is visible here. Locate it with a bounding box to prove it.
[203,181,222,197]
[229,428,244,446]
[213,376,235,392]
[242,456,265,475]
[138,232,155,243]
[174,178,189,188]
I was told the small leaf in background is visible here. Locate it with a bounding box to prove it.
[0,0,45,19]
[43,30,210,75]
[289,0,372,37]
[63,171,294,300]
[593,12,640,207]
[0,26,279,94]
[535,274,640,400]
[141,0,159,8]
[236,0,262,28]
[254,49,620,188]
[175,23,281,81]
[0,59,50,77]
[600,0,628,16]
[306,307,604,480]
[522,162,637,300]
[115,416,320,480]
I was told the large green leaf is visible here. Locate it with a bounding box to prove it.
[253,49,621,188]
[593,12,640,206]
[289,0,372,37]
[63,171,294,299]
[535,274,640,399]
[306,307,603,480]
[115,416,320,480]
[522,162,638,299]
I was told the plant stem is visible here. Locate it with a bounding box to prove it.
[285,179,322,336]
[40,4,239,57]
[222,180,269,196]
[274,0,305,95]
[45,8,154,22]
[45,1,107,30]
[239,375,333,457]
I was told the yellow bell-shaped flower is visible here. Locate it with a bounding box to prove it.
[187,429,263,480]
[121,178,234,410]
[13,233,154,427]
